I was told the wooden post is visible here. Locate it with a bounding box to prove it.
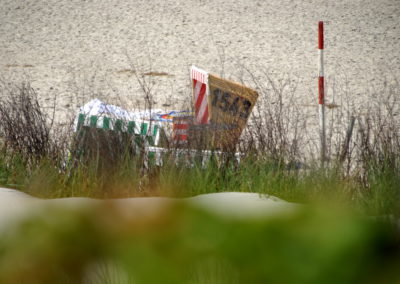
[340,116,356,163]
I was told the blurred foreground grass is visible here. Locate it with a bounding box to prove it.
[0,202,399,284]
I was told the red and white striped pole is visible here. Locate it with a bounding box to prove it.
[318,21,326,166]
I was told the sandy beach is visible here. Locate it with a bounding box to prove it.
[0,0,398,125]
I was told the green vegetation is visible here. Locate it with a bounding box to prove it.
[0,80,399,283]
[0,81,398,214]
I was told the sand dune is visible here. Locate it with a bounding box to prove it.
[0,187,299,229]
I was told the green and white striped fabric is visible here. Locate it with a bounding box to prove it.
[74,114,241,167]
[75,113,161,146]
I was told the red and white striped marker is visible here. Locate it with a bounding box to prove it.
[191,66,209,124]
[318,21,325,105]
[318,21,326,165]
[172,116,191,144]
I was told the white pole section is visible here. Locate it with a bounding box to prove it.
[318,21,326,167]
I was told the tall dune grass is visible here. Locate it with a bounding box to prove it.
[0,77,398,216]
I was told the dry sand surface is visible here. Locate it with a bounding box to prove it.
[0,0,399,126]
[0,187,299,229]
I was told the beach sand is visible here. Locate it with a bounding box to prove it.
[0,0,399,154]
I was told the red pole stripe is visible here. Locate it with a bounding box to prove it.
[200,107,209,124]
[174,134,188,141]
[318,21,324,49]
[173,124,189,130]
[194,83,207,111]
[318,76,324,104]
